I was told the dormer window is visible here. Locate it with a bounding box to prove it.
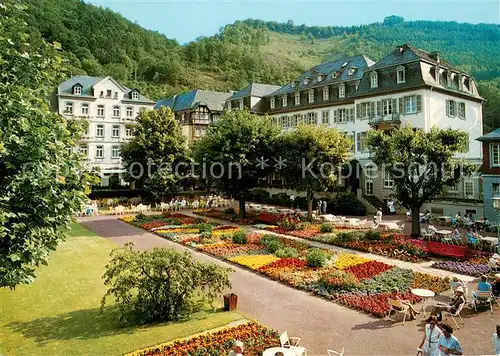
[446,71,452,86]
[338,83,345,99]
[458,74,464,91]
[396,66,405,84]
[435,66,440,83]
[332,71,339,79]
[308,89,314,103]
[348,68,356,76]
[317,74,323,82]
[323,87,329,101]
[270,97,275,110]
[355,80,360,91]
[282,95,288,108]
[131,91,139,100]
[73,85,82,95]
[291,81,297,88]
[341,62,348,68]
[304,78,310,85]
[370,72,378,89]
[294,92,300,105]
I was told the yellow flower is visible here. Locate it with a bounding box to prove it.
[212,229,239,236]
[334,253,371,269]
[119,215,135,223]
[156,228,200,234]
[228,255,280,270]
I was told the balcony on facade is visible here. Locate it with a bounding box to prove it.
[368,112,401,130]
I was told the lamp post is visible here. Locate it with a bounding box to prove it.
[491,197,500,254]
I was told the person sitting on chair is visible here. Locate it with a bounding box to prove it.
[472,275,492,299]
[391,287,420,320]
[465,228,478,245]
[489,253,500,272]
[433,287,465,321]
[492,274,500,297]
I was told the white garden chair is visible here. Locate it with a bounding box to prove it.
[115,205,126,215]
[327,348,345,356]
[279,331,306,356]
[386,298,409,325]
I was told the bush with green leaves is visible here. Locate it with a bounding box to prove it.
[259,234,285,252]
[223,207,236,215]
[364,230,381,241]
[232,230,248,244]
[101,243,232,324]
[306,248,327,267]
[275,247,299,258]
[196,223,215,233]
[320,223,334,233]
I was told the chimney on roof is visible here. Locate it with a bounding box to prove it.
[430,51,440,63]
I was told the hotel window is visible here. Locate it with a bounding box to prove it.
[382,99,393,115]
[291,115,299,127]
[396,66,405,83]
[448,182,459,193]
[126,107,133,117]
[79,145,88,157]
[64,102,73,114]
[239,99,244,110]
[458,102,466,119]
[405,95,417,114]
[96,124,104,137]
[291,81,296,88]
[73,86,82,95]
[294,92,300,105]
[447,71,452,86]
[348,68,356,76]
[493,183,500,197]
[106,90,112,98]
[491,144,500,167]
[112,125,120,138]
[270,97,275,109]
[307,112,317,125]
[125,127,132,137]
[321,111,329,125]
[338,109,347,123]
[370,72,378,88]
[339,84,345,99]
[113,106,120,117]
[384,170,394,188]
[347,133,355,152]
[358,102,371,119]
[356,132,368,152]
[111,146,120,159]
[464,181,474,196]
[282,95,287,108]
[81,103,89,115]
[304,78,310,85]
[132,91,139,100]
[323,87,329,101]
[446,100,457,117]
[97,105,105,117]
[95,145,104,158]
[308,90,314,103]
[212,114,219,122]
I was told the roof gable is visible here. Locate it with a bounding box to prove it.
[155,89,231,112]
[477,128,500,142]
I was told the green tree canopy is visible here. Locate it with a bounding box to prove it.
[192,110,279,218]
[0,0,92,288]
[277,125,352,219]
[121,107,187,189]
[101,243,232,324]
[366,125,475,236]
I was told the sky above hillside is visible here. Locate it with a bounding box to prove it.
[87,0,499,44]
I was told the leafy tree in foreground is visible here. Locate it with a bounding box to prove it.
[0,0,91,288]
[101,243,232,324]
[366,125,474,236]
[193,110,279,219]
[121,106,187,190]
[277,125,352,220]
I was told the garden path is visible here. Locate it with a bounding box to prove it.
[80,216,497,355]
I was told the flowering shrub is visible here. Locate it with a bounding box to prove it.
[259,258,307,271]
[228,255,281,270]
[334,253,371,269]
[334,292,422,317]
[126,321,280,356]
[431,261,491,276]
[411,272,450,294]
[344,261,394,280]
[119,215,135,223]
[319,269,360,290]
[247,232,264,244]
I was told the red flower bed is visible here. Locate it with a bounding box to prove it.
[259,258,307,271]
[334,292,422,317]
[197,243,266,258]
[180,237,201,245]
[214,225,239,231]
[140,221,170,230]
[248,232,263,244]
[344,261,394,280]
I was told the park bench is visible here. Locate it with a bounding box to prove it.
[426,241,469,260]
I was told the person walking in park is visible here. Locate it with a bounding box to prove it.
[322,199,328,215]
[418,316,442,356]
[376,207,383,224]
[317,199,322,215]
[437,323,463,355]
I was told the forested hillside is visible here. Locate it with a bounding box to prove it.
[22,0,500,130]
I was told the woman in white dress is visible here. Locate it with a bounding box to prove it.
[418,316,442,356]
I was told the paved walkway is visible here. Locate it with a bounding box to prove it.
[80,216,499,356]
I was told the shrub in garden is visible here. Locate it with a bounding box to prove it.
[270,192,291,207]
[275,247,299,258]
[364,230,381,241]
[224,207,236,215]
[306,248,327,267]
[232,230,248,244]
[320,223,334,233]
[247,188,271,204]
[336,231,359,243]
[266,239,286,253]
[196,223,214,233]
[319,270,359,290]
[101,243,232,324]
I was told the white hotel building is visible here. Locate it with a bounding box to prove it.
[226,44,484,216]
[54,76,155,184]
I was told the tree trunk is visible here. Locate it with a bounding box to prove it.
[239,198,246,219]
[411,204,422,237]
[307,191,314,221]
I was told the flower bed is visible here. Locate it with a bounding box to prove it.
[195,209,258,225]
[126,321,280,356]
[122,215,450,318]
[431,261,491,276]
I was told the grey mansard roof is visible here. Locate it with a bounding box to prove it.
[155,89,232,112]
[229,83,282,100]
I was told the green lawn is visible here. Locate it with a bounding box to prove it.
[0,223,242,356]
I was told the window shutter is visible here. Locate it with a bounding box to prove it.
[333,110,338,123]
[356,104,360,119]
[370,102,375,117]
[445,100,450,116]
[356,133,361,152]
[376,101,382,117]
[416,95,422,113]
[399,98,404,114]
[453,101,458,117]
[392,98,398,113]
